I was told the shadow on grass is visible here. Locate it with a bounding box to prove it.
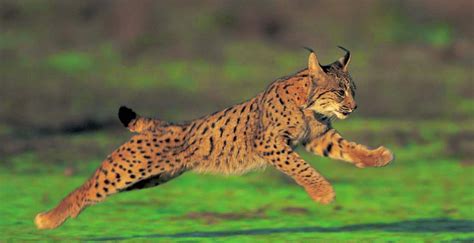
[87,218,474,241]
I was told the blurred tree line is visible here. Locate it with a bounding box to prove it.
[0,0,472,130]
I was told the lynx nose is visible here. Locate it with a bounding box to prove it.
[348,102,357,111]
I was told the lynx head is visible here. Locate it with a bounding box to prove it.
[305,46,357,119]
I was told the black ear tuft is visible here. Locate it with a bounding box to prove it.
[302,46,314,53]
[118,106,136,127]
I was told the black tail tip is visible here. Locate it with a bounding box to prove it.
[118,106,137,127]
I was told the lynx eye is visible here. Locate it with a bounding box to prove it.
[335,90,345,97]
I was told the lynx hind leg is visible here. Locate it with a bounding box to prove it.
[34,169,101,230]
[35,133,185,230]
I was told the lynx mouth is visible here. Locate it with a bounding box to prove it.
[341,111,350,116]
[334,110,351,119]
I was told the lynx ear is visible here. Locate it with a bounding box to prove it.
[336,46,351,72]
[304,47,325,76]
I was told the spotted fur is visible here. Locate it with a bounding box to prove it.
[35,47,394,229]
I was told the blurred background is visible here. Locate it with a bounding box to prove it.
[0,0,473,241]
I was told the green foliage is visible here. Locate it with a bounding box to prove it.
[425,23,453,47]
[457,99,474,114]
[0,32,32,49]
[160,61,200,92]
[46,51,94,74]
[0,123,13,136]
[370,9,453,47]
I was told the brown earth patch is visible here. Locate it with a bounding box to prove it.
[178,207,268,224]
[447,131,474,160]
[280,206,309,214]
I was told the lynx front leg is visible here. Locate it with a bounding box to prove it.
[257,136,335,204]
[304,129,394,168]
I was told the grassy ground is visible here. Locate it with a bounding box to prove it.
[1,120,473,242]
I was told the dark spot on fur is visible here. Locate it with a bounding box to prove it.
[323,142,333,157]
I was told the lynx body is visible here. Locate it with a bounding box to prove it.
[35,47,393,229]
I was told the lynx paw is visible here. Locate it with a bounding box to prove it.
[35,211,67,230]
[306,183,335,205]
[355,146,394,168]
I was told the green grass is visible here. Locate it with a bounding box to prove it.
[1,142,473,241]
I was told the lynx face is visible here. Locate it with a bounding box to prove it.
[306,47,357,119]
